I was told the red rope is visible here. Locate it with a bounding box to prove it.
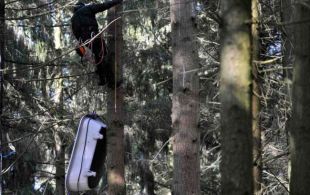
[89,34,106,66]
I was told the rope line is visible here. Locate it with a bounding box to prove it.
[80,32,106,66]
[114,7,118,111]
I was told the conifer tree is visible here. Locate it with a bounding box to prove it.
[170,0,200,194]
[220,1,253,194]
[289,0,310,193]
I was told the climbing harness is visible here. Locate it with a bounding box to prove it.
[76,32,106,66]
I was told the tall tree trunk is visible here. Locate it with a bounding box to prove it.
[281,0,293,183]
[220,1,253,194]
[251,0,262,194]
[0,0,5,193]
[281,0,293,81]
[54,70,65,195]
[53,11,63,50]
[170,0,200,194]
[138,153,155,195]
[54,130,65,195]
[107,5,126,195]
[289,0,310,194]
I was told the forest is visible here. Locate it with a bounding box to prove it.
[0,0,309,194]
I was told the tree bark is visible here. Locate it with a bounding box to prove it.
[106,5,126,195]
[220,1,253,194]
[281,0,293,81]
[289,0,310,194]
[54,68,65,195]
[170,0,200,194]
[53,10,63,50]
[138,154,155,195]
[251,0,262,194]
[0,0,5,193]
[54,131,65,195]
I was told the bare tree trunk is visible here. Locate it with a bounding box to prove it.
[281,0,293,81]
[54,70,65,195]
[251,0,262,194]
[138,153,155,195]
[0,0,4,193]
[289,1,310,194]
[53,11,63,50]
[170,0,200,194]
[220,1,253,194]
[281,0,293,183]
[106,5,126,195]
[54,131,65,195]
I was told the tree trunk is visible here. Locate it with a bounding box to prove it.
[281,0,293,81]
[53,11,63,50]
[106,5,126,195]
[54,131,65,195]
[281,0,293,184]
[251,0,262,194]
[220,1,253,194]
[170,0,200,194]
[0,0,5,193]
[138,153,155,195]
[289,1,310,194]
[54,70,65,195]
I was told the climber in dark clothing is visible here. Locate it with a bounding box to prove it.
[71,0,123,87]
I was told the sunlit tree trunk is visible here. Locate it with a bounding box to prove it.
[289,0,310,194]
[53,11,63,50]
[251,0,262,194]
[51,6,66,190]
[220,1,253,194]
[170,0,200,194]
[107,5,126,195]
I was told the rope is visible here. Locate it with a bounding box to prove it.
[178,2,186,88]
[114,7,118,111]
[93,36,106,66]
[82,32,106,66]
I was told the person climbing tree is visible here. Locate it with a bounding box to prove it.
[71,0,123,87]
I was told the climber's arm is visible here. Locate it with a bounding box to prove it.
[89,0,123,14]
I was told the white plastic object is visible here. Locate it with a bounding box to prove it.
[66,114,107,192]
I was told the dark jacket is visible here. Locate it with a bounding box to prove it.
[71,0,122,40]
